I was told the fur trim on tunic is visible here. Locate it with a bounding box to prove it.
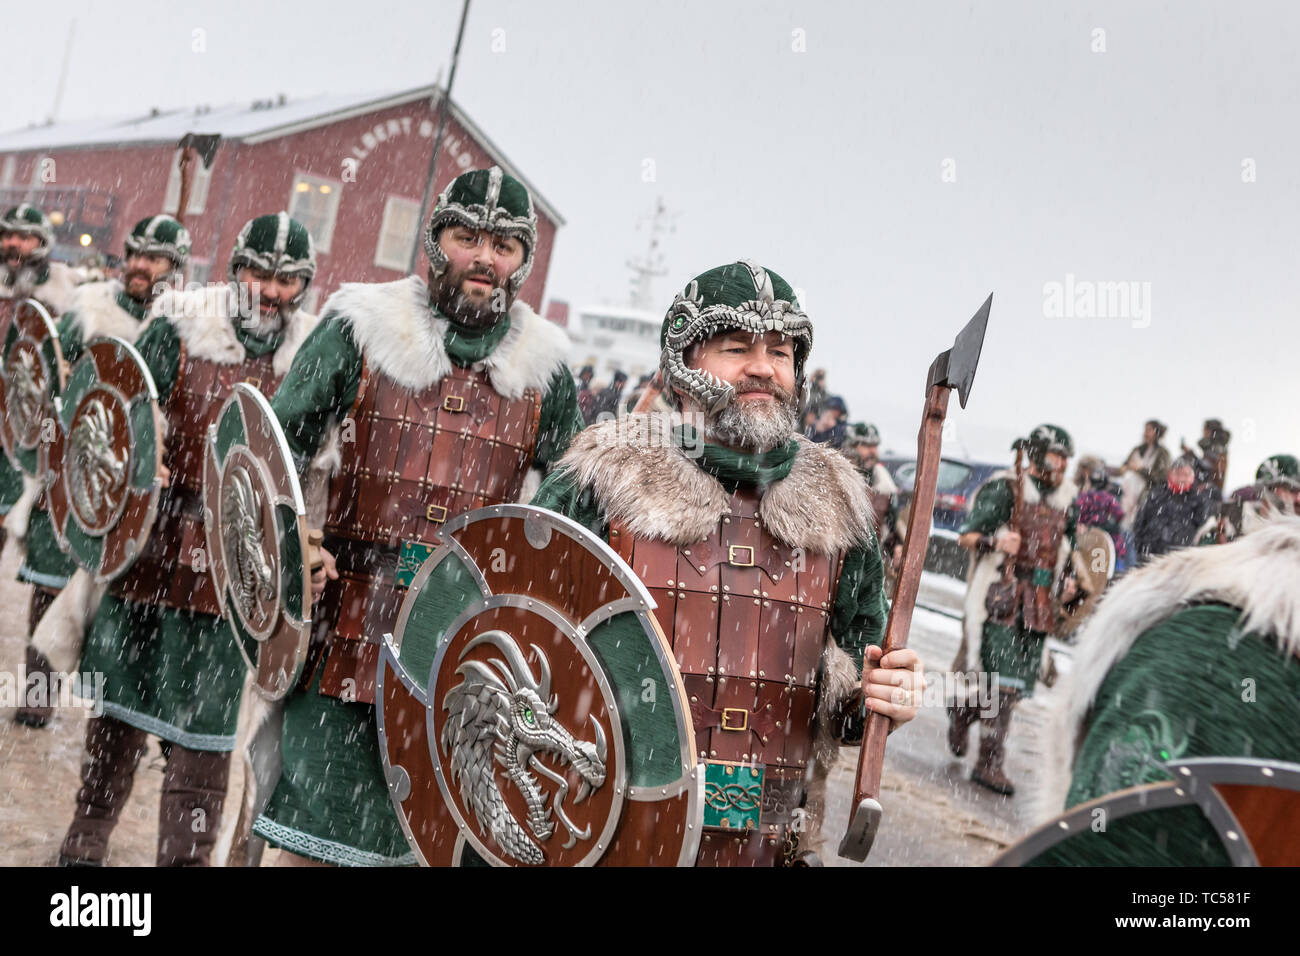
[6,474,41,543]
[64,280,151,343]
[1033,514,1300,819]
[214,675,283,868]
[151,283,318,376]
[1,261,79,315]
[556,411,875,555]
[955,469,1078,676]
[321,274,569,396]
[30,569,106,674]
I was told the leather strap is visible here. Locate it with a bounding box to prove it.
[689,697,783,749]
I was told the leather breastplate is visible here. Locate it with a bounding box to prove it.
[111,349,281,615]
[609,487,843,867]
[315,363,542,703]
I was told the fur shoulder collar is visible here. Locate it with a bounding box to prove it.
[985,467,1078,510]
[1035,515,1300,818]
[2,261,79,315]
[556,412,874,554]
[66,281,150,344]
[322,274,569,396]
[151,283,318,375]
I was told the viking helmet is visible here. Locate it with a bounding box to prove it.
[228,212,317,308]
[124,214,192,273]
[659,260,813,414]
[1256,454,1300,491]
[422,165,538,296]
[1019,423,1074,466]
[0,204,54,264]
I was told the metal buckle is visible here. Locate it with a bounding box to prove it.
[442,395,465,413]
[425,504,449,524]
[728,545,755,567]
[721,707,749,733]
[244,376,262,390]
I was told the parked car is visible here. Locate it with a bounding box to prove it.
[880,455,1004,579]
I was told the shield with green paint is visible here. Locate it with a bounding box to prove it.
[202,383,311,700]
[45,335,160,581]
[377,504,704,867]
[0,298,65,477]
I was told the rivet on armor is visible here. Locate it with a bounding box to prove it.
[707,666,715,673]
[725,765,734,775]
[763,601,770,607]
[710,584,718,592]
[723,585,730,592]
[683,549,691,556]
[667,579,675,587]
[753,588,760,595]
[766,703,773,710]
[723,516,730,523]
[698,565,706,572]
[758,670,765,677]
[711,596,717,603]
[678,592,686,599]
[710,750,717,757]
[750,681,757,689]
[753,599,760,606]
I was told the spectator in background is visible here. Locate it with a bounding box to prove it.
[1182,418,1231,493]
[1119,418,1170,529]
[1074,456,1131,572]
[807,368,829,414]
[805,394,848,446]
[575,365,596,422]
[622,372,655,413]
[588,369,628,421]
[1132,455,1216,564]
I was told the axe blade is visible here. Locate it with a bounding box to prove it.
[947,293,992,408]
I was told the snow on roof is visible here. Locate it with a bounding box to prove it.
[0,85,562,224]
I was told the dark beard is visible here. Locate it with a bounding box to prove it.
[431,265,510,328]
[703,378,798,453]
[123,269,159,304]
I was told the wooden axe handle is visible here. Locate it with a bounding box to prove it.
[306,529,324,573]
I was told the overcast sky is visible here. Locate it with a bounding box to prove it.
[6,0,1296,490]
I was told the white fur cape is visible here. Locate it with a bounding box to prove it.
[1034,514,1300,819]
[151,282,318,376]
[957,470,1078,675]
[64,280,153,343]
[0,260,79,315]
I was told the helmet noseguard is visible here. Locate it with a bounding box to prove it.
[227,212,316,308]
[124,214,191,273]
[659,259,813,414]
[422,165,538,295]
[1,204,54,264]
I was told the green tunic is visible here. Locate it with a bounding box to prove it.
[959,475,1077,696]
[19,294,151,591]
[76,312,280,751]
[1030,604,1300,865]
[255,310,582,866]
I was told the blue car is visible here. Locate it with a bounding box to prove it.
[881,455,1004,579]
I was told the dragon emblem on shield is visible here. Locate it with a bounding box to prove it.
[68,398,128,523]
[5,346,44,443]
[220,464,276,621]
[441,630,608,865]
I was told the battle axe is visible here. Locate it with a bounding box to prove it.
[838,293,991,862]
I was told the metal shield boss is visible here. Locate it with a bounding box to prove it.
[202,382,311,700]
[45,335,161,581]
[377,504,704,866]
[995,758,1300,867]
[0,299,65,477]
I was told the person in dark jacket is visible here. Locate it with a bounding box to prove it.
[1132,456,1217,564]
[587,369,628,421]
[805,393,848,446]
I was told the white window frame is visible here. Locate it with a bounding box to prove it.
[163,148,213,216]
[287,172,342,253]
[0,156,15,188]
[373,195,422,272]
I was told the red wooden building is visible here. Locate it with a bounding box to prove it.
[0,85,563,314]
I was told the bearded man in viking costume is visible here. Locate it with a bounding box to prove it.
[0,205,79,565]
[54,213,320,866]
[1029,513,1300,865]
[947,425,1079,795]
[12,214,190,728]
[532,260,923,866]
[249,166,582,866]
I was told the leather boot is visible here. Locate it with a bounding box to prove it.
[971,693,1017,795]
[157,745,231,866]
[60,716,148,865]
[14,645,55,728]
[946,703,978,757]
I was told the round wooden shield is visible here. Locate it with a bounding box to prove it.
[0,298,65,477]
[377,504,703,867]
[1058,525,1117,637]
[994,758,1300,867]
[202,383,311,700]
[45,336,161,582]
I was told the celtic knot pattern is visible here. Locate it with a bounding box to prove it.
[704,781,762,812]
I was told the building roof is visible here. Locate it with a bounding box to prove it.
[0,85,562,224]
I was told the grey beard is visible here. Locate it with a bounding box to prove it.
[704,398,798,453]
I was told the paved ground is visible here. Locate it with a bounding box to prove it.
[0,540,1059,867]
